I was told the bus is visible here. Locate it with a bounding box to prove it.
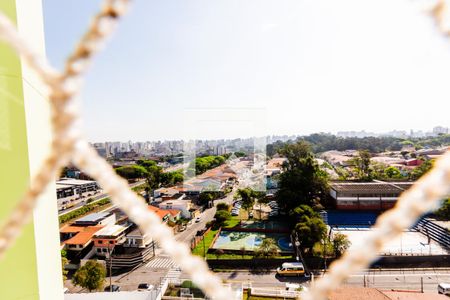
[276,262,305,277]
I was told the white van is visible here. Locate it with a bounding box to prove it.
[276,262,305,277]
[438,283,450,295]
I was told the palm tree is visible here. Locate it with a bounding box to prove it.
[256,194,270,220]
[254,238,279,258]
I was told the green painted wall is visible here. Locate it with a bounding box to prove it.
[0,1,40,299]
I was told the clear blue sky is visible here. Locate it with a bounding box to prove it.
[42,0,450,142]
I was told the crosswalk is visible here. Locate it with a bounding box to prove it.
[145,256,178,269]
[166,267,182,279]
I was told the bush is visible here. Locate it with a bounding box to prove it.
[214,210,231,226]
[58,198,110,224]
[72,260,106,292]
[181,280,198,289]
[216,203,230,211]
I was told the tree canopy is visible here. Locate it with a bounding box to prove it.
[191,155,227,175]
[352,150,372,181]
[237,188,264,213]
[290,204,327,253]
[332,233,351,257]
[276,141,329,210]
[254,238,279,258]
[409,158,433,180]
[115,165,148,180]
[435,198,450,220]
[72,260,106,292]
[266,133,450,155]
[214,210,231,226]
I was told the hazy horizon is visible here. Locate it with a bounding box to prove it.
[88,126,448,143]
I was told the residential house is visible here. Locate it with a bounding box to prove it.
[124,227,152,248]
[158,200,191,219]
[60,225,104,251]
[93,225,129,257]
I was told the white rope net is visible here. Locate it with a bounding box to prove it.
[0,1,449,299]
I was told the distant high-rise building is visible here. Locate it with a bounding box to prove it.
[433,126,449,135]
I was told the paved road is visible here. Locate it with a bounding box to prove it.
[58,180,145,216]
[103,187,238,291]
[208,268,450,293]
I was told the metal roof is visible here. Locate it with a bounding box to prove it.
[330,182,414,193]
[75,212,111,223]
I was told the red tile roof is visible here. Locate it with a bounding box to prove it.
[60,225,84,234]
[167,209,181,217]
[63,226,104,246]
[147,206,170,220]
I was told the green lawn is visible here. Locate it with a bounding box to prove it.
[193,216,292,260]
[225,216,241,228]
[192,228,219,256]
[192,217,241,257]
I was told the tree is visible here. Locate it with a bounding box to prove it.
[61,250,68,280]
[332,233,351,257]
[240,246,246,258]
[136,159,157,169]
[353,150,372,181]
[199,191,221,206]
[115,165,148,180]
[214,249,224,259]
[292,206,327,254]
[289,204,318,221]
[276,141,329,210]
[257,196,270,220]
[234,151,247,157]
[237,188,258,216]
[214,210,231,227]
[384,166,403,179]
[254,238,279,258]
[436,198,450,220]
[72,260,106,292]
[216,203,230,211]
[409,158,433,180]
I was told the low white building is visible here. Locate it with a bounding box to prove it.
[158,199,192,219]
[124,227,152,248]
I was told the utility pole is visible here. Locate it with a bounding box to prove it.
[293,232,310,277]
[107,245,115,292]
[203,236,206,259]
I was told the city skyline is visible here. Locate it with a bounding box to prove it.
[90,125,449,144]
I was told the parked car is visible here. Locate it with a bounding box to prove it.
[438,283,450,295]
[249,212,253,218]
[231,211,239,216]
[179,225,187,232]
[137,283,154,291]
[104,285,120,292]
[195,217,201,223]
